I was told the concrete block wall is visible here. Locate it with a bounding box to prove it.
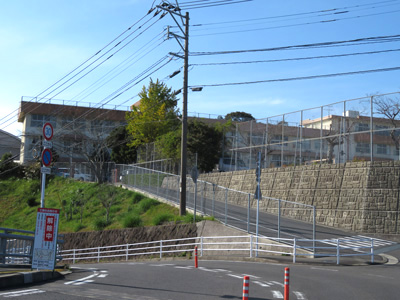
[199,161,400,234]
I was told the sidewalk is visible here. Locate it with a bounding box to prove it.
[0,265,70,289]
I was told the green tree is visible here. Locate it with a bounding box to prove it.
[188,120,223,172]
[225,111,255,122]
[0,153,23,179]
[106,126,137,164]
[126,79,180,147]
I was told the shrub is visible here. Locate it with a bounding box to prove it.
[132,193,145,204]
[94,218,109,231]
[73,223,85,232]
[152,212,174,226]
[138,198,159,214]
[27,196,38,207]
[123,215,143,228]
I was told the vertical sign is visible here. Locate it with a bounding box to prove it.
[32,208,60,270]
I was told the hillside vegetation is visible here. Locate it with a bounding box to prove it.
[0,177,205,233]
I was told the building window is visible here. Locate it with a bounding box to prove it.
[270,135,288,147]
[357,123,369,132]
[356,142,370,154]
[31,114,56,128]
[62,116,86,131]
[377,144,387,154]
[375,125,390,136]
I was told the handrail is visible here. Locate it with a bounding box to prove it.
[60,235,375,265]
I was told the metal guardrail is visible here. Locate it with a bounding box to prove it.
[115,165,316,241]
[60,235,375,265]
[0,227,64,266]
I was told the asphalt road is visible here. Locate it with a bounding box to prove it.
[2,260,399,299]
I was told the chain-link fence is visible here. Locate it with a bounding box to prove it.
[131,92,400,172]
[231,92,400,170]
[114,164,316,241]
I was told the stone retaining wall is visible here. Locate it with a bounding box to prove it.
[197,161,400,234]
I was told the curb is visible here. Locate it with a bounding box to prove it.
[0,270,69,289]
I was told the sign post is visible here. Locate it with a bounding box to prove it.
[32,208,60,271]
[40,123,53,208]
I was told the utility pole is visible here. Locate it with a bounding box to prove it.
[158,3,189,215]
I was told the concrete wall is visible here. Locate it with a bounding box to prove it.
[198,161,400,234]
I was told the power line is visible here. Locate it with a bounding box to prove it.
[191,66,400,88]
[190,34,400,56]
[190,48,400,66]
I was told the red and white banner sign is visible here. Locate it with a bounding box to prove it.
[32,208,60,270]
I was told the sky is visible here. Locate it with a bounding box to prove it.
[1,0,400,137]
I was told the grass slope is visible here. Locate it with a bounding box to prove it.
[0,177,207,233]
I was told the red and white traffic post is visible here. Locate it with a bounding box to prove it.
[284,267,290,300]
[194,246,198,268]
[242,275,250,300]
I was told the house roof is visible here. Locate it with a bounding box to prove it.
[18,101,127,123]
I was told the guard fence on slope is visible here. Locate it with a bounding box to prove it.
[60,235,375,265]
[114,164,316,242]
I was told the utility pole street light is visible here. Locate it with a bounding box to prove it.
[158,3,189,215]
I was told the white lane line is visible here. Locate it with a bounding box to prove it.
[73,279,94,286]
[271,281,284,287]
[175,266,193,269]
[242,274,260,279]
[227,274,243,279]
[199,267,219,272]
[272,290,283,298]
[311,267,338,272]
[150,264,175,267]
[98,274,109,278]
[294,291,307,299]
[254,281,270,287]
[2,290,45,298]
[64,273,98,285]
[0,289,44,298]
[100,270,108,273]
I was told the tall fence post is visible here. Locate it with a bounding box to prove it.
[160,240,163,259]
[73,249,76,264]
[212,184,216,217]
[293,239,296,263]
[278,199,281,239]
[371,238,374,264]
[337,239,340,265]
[126,244,129,261]
[200,236,204,257]
[313,206,316,254]
[250,235,253,258]
[247,193,250,233]
[98,247,100,262]
[225,188,228,225]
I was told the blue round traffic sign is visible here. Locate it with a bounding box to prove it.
[42,148,52,167]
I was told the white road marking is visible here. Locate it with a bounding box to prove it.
[64,273,98,285]
[98,274,109,278]
[294,291,307,299]
[0,289,45,298]
[311,267,338,272]
[174,266,194,269]
[73,279,94,286]
[199,267,219,272]
[227,274,243,279]
[254,281,270,287]
[272,290,283,298]
[271,281,284,287]
[150,264,175,267]
[242,274,260,279]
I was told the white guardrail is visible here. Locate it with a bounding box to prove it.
[61,235,375,265]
